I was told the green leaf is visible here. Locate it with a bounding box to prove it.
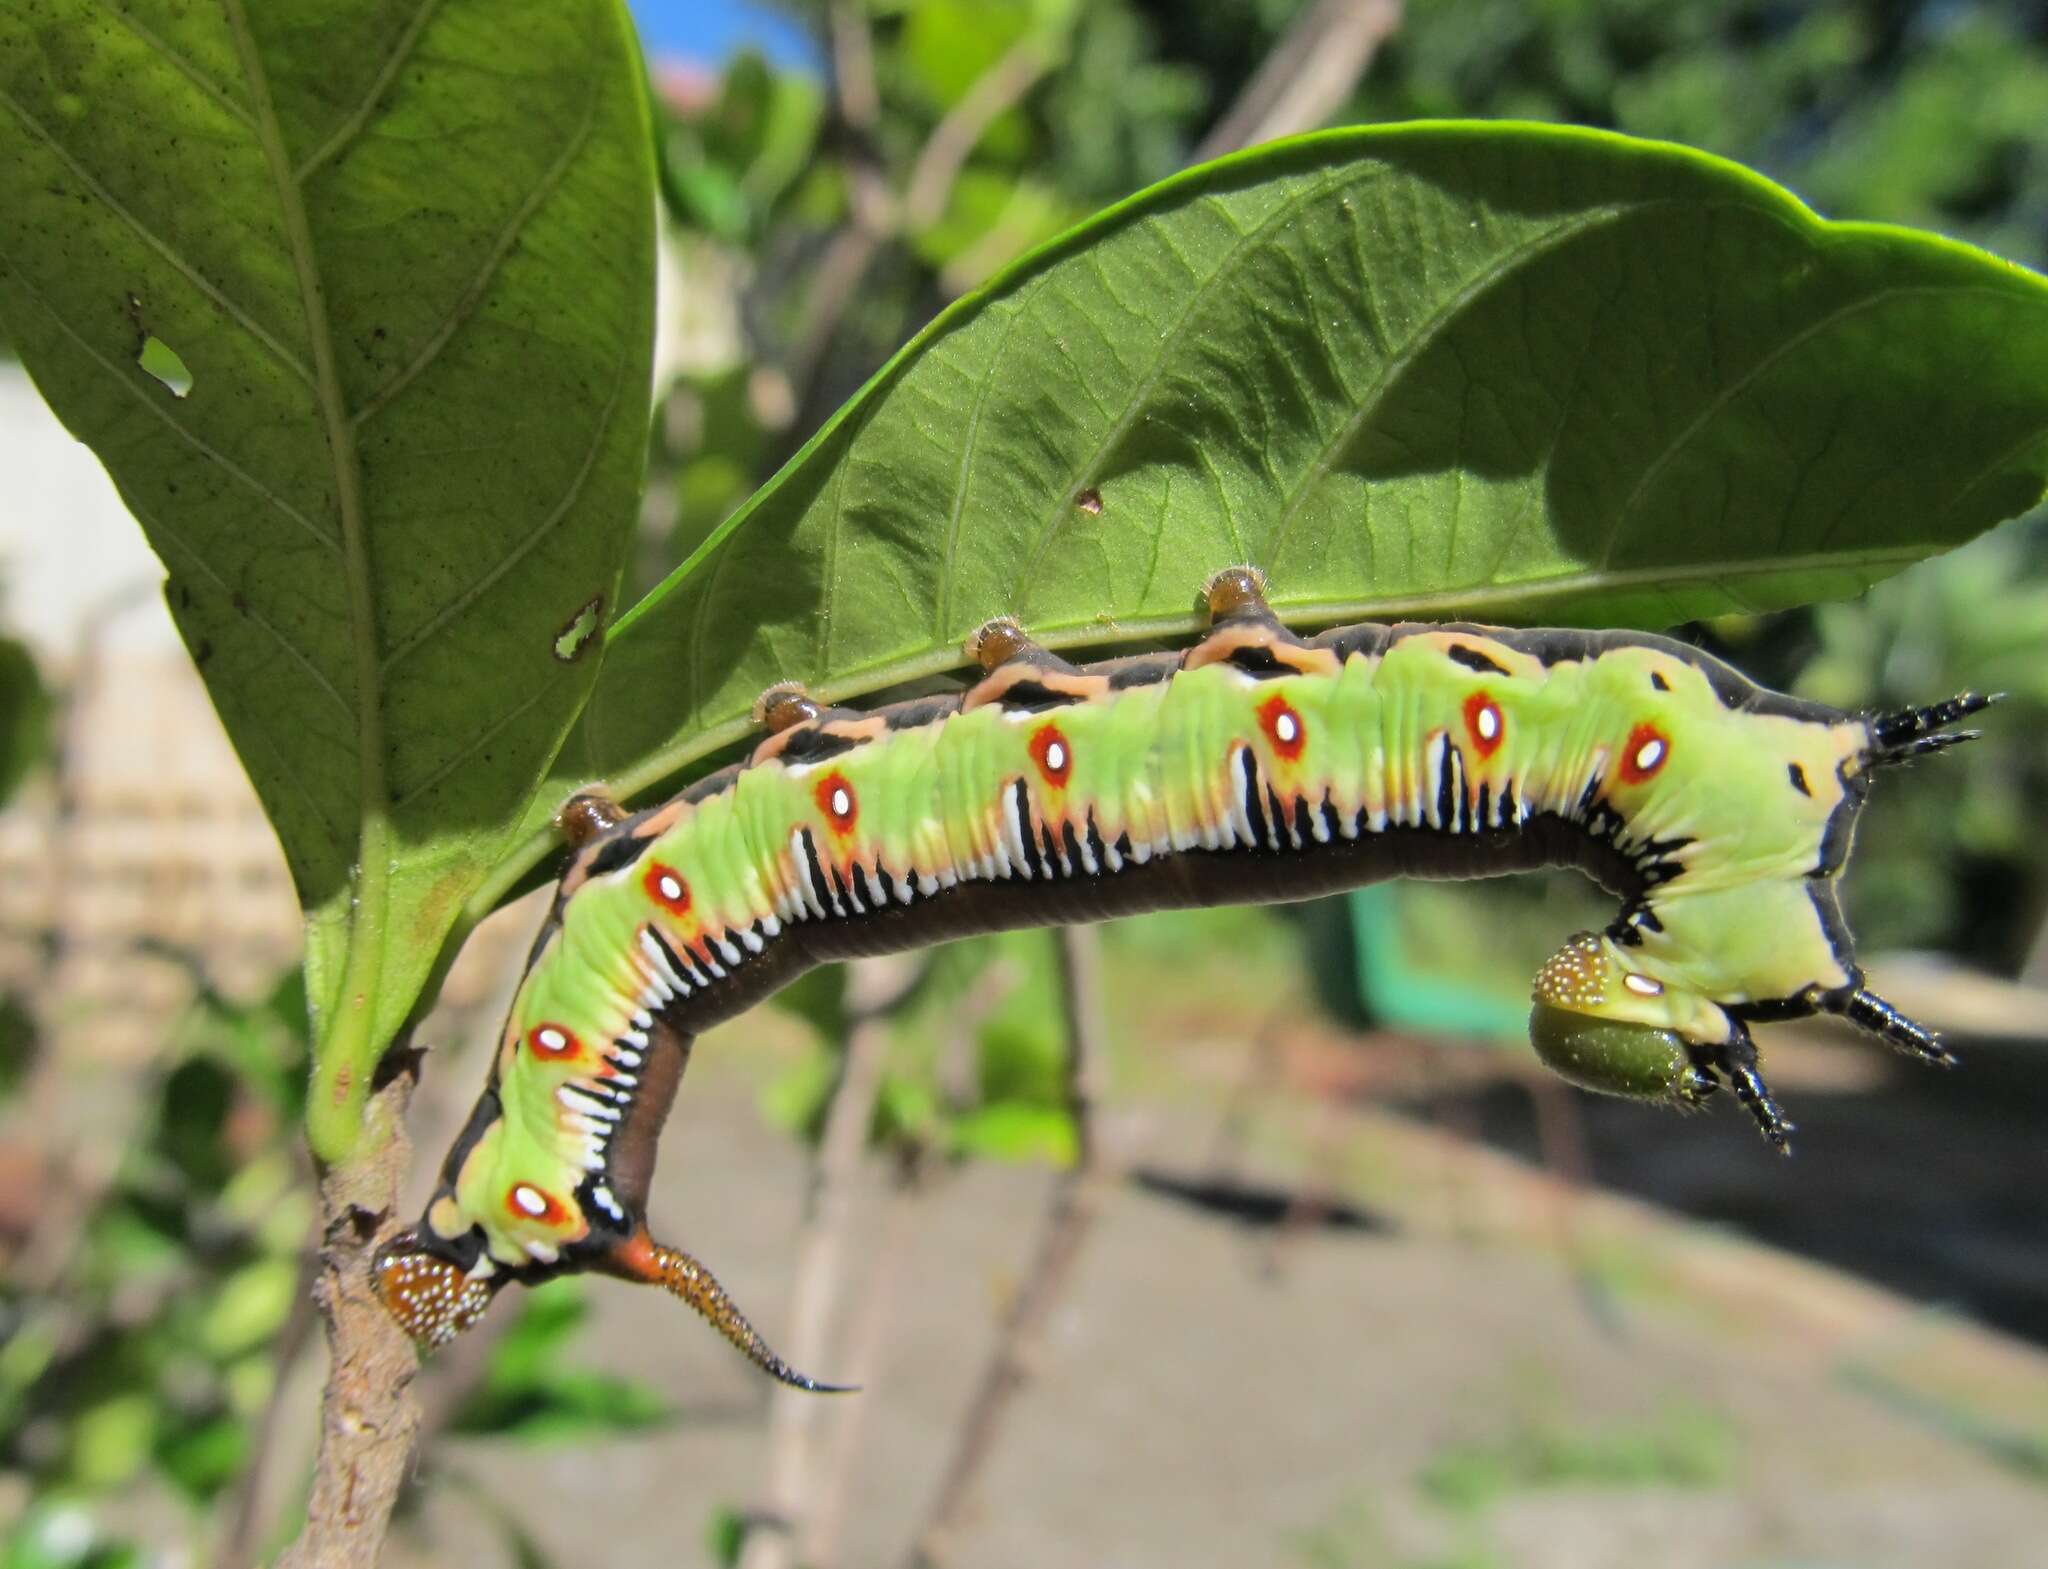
[946,1102,1077,1165]
[508,122,2047,917]
[0,636,52,806]
[0,0,657,1157]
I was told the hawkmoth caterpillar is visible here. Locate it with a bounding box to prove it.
[374,568,1990,1387]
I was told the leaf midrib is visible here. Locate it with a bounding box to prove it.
[222,0,389,1025]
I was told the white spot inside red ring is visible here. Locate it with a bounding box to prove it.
[1619,723,1670,784]
[1030,723,1071,785]
[816,771,858,831]
[1258,694,1305,761]
[507,1183,562,1223]
[1463,691,1505,759]
[526,1023,580,1061]
[642,860,691,916]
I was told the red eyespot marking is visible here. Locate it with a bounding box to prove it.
[643,860,691,916]
[1029,723,1071,785]
[506,1183,566,1225]
[815,771,857,832]
[1463,692,1505,759]
[526,1023,581,1061]
[1258,694,1305,761]
[1619,723,1670,785]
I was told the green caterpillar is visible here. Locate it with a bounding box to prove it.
[374,569,1989,1386]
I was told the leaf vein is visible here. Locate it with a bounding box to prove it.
[349,77,601,427]
[1008,163,1364,604]
[0,241,337,548]
[135,496,353,717]
[0,82,315,388]
[292,0,444,184]
[381,351,627,673]
[1265,201,1636,571]
[91,0,256,129]
[1604,282,2034,566]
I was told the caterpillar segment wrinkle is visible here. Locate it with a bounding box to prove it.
[374,566,1992,1384]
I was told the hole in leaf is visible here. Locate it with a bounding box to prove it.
[553,596,603,663]
[137,335,193,398]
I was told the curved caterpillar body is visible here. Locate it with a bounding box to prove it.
[376,569,1990,1382]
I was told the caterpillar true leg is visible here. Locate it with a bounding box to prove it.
[1692,1026,1795,1153]
[1830,986,1956,1068]
[1867,690,1999,763]
[606,1230,854,1392]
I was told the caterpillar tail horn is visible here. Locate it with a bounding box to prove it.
[609,1230,855,1394]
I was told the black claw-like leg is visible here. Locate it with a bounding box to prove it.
[1868,692,2000,764]
[1831,987,1957,1069]
[1689,1025,1795,1154]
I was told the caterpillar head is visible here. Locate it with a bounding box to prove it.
[1528,933,1715,1110]
[371,1229,500,1350]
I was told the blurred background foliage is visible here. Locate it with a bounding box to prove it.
[3,0,2046,1564]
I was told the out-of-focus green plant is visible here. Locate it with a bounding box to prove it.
[763,930,1079,1167]
[1351,0,2048,270]
[0,971,309,1561]
[442,1280,673,1444]
[1798,527,2048,958]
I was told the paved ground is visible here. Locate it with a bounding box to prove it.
[387,1036,2048,1569]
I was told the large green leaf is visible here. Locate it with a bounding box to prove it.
[0,0,655,1156]
[495,122,2048,915]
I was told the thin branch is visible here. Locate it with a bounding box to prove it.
[801,1162,923,1567]
[905,925,1110,1569]
[779,8,1055,440]
[1195,0,1403,162]
[215,1222,323,1569]
[901,38,1054,232]
[738,956,918,1569]
[827,0,881,136]
[805,956,1017,1567]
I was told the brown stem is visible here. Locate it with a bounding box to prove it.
[272,1067,424,1569]
[906,925,1109,1569]
[1194,0,1404,162]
